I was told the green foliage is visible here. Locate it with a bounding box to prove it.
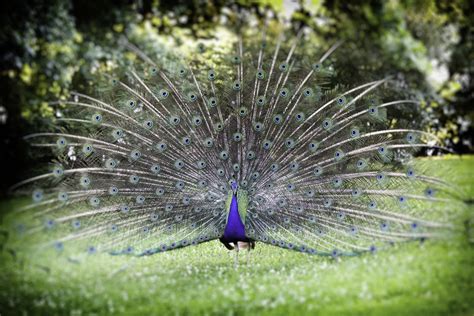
[0,0,472,193]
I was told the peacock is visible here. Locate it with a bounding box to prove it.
[10,19,457,264]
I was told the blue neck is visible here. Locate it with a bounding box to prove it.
[222,194,246,242]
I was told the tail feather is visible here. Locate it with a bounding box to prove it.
[10,23,459,258]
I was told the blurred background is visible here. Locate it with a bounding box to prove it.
[0,0,472,196]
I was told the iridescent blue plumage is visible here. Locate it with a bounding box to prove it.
[222,195,247,243]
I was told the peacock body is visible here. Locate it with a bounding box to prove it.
[12,20,456,260]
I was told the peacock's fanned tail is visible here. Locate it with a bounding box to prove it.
[13,24,457,258]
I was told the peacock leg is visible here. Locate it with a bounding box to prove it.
[234,243,239,268]
[246,245,251,265]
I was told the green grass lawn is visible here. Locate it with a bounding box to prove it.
[0,156,473,315]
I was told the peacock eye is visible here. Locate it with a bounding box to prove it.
[314,166,323,176]
[151,164,161,174]
[290,161,299,171]
[130,149,141,160]
[201,138,212,148]
[285,138,295,149]
[334,149,344,161]
[176,181,185,190]
[337,96,346,105]
[89,196,100,207]
[32,189,44,202]
[92,113,102,123]
[193,116,202,126]
[80,176,91,187]
[273,114,282,124]
[219,150,229,160]
[174,159,184,169]
[156,142,167,152]
[232,56,241,64]
[170,115,181,126]
[208,70,216,80]
[144,120,153,129]
[280,88,289,97]
[112,129,123,139]
[109,186,119,195]
[159,89,169,99]
[312,63,321,71]
[303,88,313,97]
[56,137,67,148]
[254,122,264,132]
[128,100,136,108]
[208,97,217,107]
[322,118,332,129]
[72,219,81,229]
[182,136,191,146]
[58,191,69,202]
[256,95,266,106]
[239,107,248,116]
[233,80,241,91]
[279,62,288,72]
[233,132,242,142]
[82,144,94,155]
[129,175,140,184]
[262,140,272,150]
[425,188,434,197]
[295,112,305,123]
[52,165,64,177]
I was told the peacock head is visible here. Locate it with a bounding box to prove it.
[230,179,238,194]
